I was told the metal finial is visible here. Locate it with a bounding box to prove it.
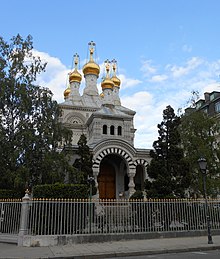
[111,59,117,75]
[73,53,79,69]
[104,59,111,78]
[88,41,96,47]
[112,58,117,64]
[88,42,96,62]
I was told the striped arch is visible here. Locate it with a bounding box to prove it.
[133,159,148,172]
[93,147,134,171]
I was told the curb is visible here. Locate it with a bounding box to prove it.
[45,245,220,259]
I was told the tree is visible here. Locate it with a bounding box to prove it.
[145,105,191,198]
[71,134,93,184]
[179,109,220,197]
[0,34,72,191]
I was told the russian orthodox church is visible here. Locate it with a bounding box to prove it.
[59,41,151,199]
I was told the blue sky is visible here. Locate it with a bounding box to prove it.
[2,0,220,148]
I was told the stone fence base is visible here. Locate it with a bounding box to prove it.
[19,230,220,247]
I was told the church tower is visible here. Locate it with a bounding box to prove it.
[101,59,114,106]
[69,53,82,103]
[111,59,121,106]
[82,41,100,96]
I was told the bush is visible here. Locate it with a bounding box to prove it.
[129,190,144,200]
[0,189,23,199]
[33,183,91,199]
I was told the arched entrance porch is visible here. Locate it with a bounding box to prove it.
[97,154,128,199]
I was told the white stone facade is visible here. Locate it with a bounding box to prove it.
[59,44,151,198]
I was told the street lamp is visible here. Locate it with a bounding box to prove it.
[87,176,95,234]
[197,157,213,244]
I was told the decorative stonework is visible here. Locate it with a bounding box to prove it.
[59,42,151,198]
[93,147,133,171]
[64,112,86,125]
[133,159,148,170]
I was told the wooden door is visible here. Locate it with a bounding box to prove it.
[98,163,115,199]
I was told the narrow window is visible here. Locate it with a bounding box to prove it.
[103,125,107,134]
[118,126,122,135]
[215,102,220,113]
[110,125,114,135]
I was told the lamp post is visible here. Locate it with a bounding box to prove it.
[87,176,94,234]
[197,157,213,244]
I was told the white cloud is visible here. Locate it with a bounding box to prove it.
[121,91,161,148]
[203,82,220,95]
[169,57,204,78]
[150,74,168,82]
[119,74,142,89]
[135,56,220,148]
[33,50,70,103]
[121,91,153,111]
[140,60,157,77]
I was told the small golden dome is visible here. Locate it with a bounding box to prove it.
[101,59,114,90]
[64,87,71,98]
[69,53,82,83]
[111,59,121,87]
[100,92,104,98]
[69,69,82,83]
[111,75,121,87]
[82,41,100,77]
[101,78,114,90]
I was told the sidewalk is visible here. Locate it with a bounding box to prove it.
[0,235,220,259]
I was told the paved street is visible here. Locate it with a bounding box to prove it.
[109,250,220,259]
[0,236,220,258]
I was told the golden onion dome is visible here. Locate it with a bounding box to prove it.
[100,92,104,98]
[69,53,82,83]
[69,69,82,83]
[83,61,100,77]
[82,41,100,77]
[111,59,121,87]
[64,87,71,98]
[101,59,114,90]
[101,78,114,90]
[111,75,121,87]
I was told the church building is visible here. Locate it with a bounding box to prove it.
[59,42,151,199]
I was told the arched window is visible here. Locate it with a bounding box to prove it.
[103,125,107,134]
[134,165,144,191]
[110,125,114,135]
[117,126,122,135]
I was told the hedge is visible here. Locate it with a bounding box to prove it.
[0,189,24,199]
[129,190,144,200]
[33,183,92,199]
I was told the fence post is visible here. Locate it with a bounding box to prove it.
[18,189,31,246]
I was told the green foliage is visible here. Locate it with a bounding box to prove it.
[0,34,73,191]
[129,190,144,200]
[146,105,191,198]
[33,183,90,199]
[72,134,93,184]
[179,109,220,197]
[0,189,23,199]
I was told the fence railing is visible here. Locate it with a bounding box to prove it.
[1,197,220,237]
[26,198,220,235]
[0,199,21,234]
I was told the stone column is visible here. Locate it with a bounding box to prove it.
[128,169,136,197]
[143,165,147,181]
[92,168,99,198]
[18,190,31,247]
